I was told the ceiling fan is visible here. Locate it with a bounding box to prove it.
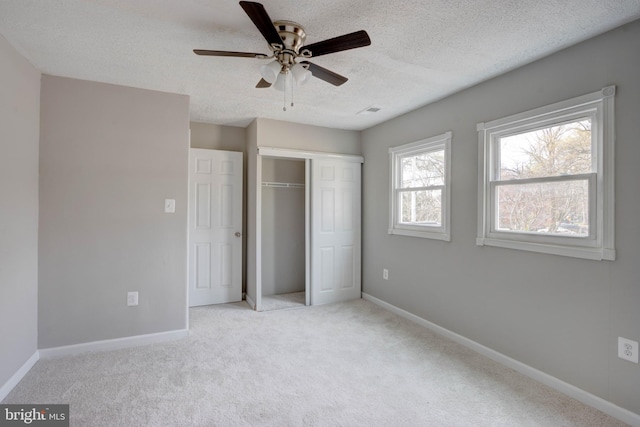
[194,1,371,90]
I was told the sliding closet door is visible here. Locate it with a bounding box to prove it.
[310,158,361,305]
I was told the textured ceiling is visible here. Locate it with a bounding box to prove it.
[1,1,639,131]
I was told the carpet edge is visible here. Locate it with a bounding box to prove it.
[361,292,640,427]
[0,351,39,402]
[38,329,189,359]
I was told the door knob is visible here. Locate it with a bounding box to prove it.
[235,232,242,237]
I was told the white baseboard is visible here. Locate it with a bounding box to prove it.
[245,294,256,310]
[39,329,189,359]
[362,292,640,427]
[0,351,39,402]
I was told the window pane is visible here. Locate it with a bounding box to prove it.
[400,150,444,188]
[400,189,442,226]
[499,119,592,180]
[496,180,589,236]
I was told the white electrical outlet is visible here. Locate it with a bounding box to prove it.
[618,337,638,363]
[127,291,139,307]
[383,269,389,280]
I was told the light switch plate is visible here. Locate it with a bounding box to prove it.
[164,199,176,213]
[127,291,139,307]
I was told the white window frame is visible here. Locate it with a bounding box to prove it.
[477,86,615,260]
[389,131,451,241]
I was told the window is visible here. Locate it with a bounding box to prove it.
[389,131,451,241]
[477,86,615,260]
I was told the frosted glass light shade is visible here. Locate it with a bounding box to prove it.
[273,72,289,91]
[260,60,281,84]
[291,63,311,85]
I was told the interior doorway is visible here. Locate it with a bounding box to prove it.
[260,157,306,311]
[187,148,243,307]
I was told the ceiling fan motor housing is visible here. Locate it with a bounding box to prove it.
[273,20,308,69]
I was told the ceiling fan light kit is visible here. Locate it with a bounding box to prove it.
[194,1,371,109]
[260,60,282,84]
[273,72,289,92]
[291,63,311,85]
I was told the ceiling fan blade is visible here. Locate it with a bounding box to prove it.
[303,30,371,57]
[256,78,272,88]
[300,61,348,86]
[194,49,268,59]
[239,1,283,47]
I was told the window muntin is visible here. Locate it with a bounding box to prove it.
[389,132,451,241]
[477,86,615,260]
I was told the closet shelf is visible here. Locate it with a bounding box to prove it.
[262,181,305,189]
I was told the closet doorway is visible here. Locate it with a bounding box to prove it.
[254,148,363,312]
[261,157,307,311]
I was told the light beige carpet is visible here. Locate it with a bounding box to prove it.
[3,299,627,426]
[260,291,306,312]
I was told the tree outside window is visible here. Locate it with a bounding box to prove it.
[495,119,592,235]
[389,132,451,241]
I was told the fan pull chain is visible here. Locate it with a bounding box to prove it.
[290,71,295,109]
[282,72,296,112]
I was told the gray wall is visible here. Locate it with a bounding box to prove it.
[39,76,190,348]
[190,121,245,152]
[0,35,40,389]
[245,120,259,306]
[256,118,361,155]
[361,20,640,415]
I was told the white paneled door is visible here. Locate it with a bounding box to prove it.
[188,149,243,306]
[311,158,361,305]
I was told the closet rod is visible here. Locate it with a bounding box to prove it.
[261,181,305,189]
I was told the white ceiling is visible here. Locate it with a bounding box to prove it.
[1,1,639,131]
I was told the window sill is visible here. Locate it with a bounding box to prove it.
[389,228,450,242]
[476,237,615,261]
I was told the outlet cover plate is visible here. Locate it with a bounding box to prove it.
[618,337,638,363]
